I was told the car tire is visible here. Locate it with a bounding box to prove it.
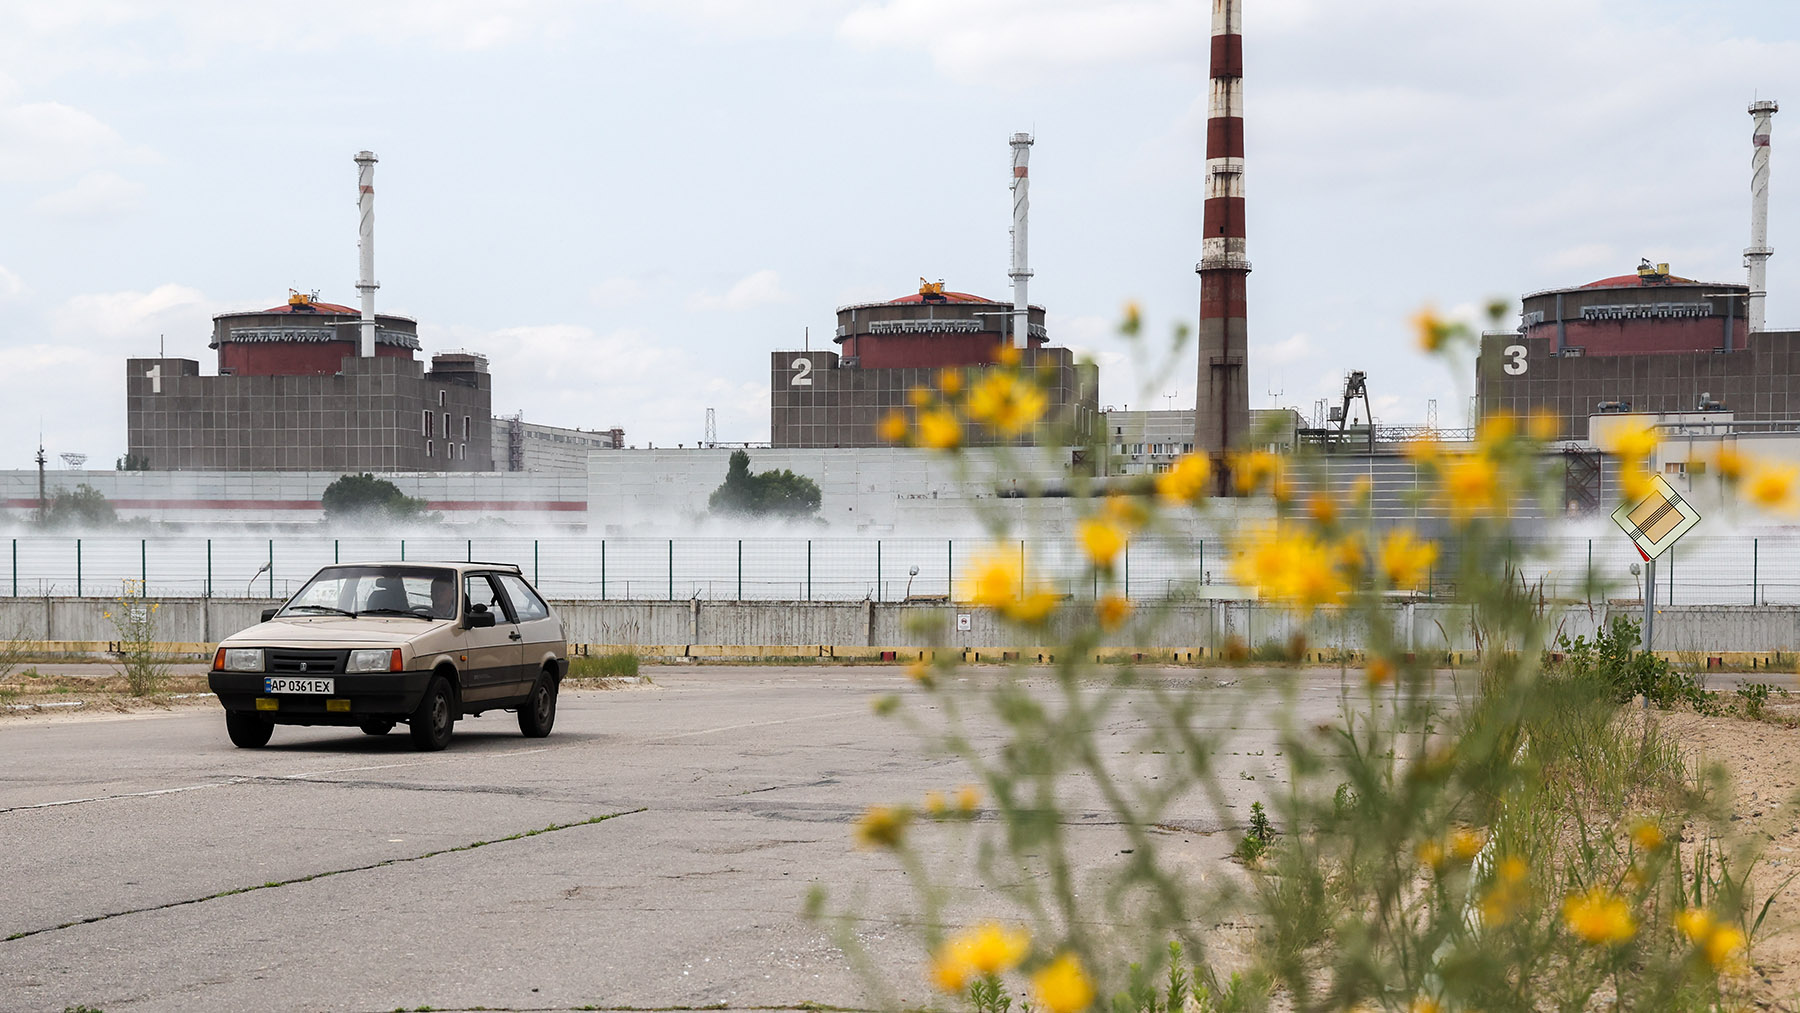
[359,719,395,736]
[225,710,274,748]
[408,677,456,752]
[518,672,557,738]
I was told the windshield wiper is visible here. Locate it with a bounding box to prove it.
[355,607,437,620]
[285,605,356,618]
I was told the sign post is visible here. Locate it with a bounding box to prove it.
[1610,473,1701,655]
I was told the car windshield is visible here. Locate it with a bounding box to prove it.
[279,565,459,621]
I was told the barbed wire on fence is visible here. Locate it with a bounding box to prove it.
[0,533,1787,605]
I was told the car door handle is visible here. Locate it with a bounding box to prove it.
[509,631,522,641]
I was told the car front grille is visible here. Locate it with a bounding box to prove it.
[266,649,347,675]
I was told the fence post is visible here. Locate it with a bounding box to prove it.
[1198,539,1205,590]
[76,538,82,597]
[334,539,339,564]
[806,540,812,601]
[268,539,274,597]
[466,538,472,563]
[876,540,882,603]
[737,540,743,601]
[399,539,405,562]
[1753,537,1759,605]
[1124,539,1130,600]
[534,540,540,585]
[206,539,212,597]
[947,540,953,601]
[600,540,607,600]
[140,539,146,593]
[10,538,15,597]
[668,539,674,601]
[1668,546,1675,606]
[1019,539,1026,598]
[1587,539,1593,605]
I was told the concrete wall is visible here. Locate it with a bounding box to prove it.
[2,596,1797,660]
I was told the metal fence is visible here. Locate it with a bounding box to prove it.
[0,532,1789,605]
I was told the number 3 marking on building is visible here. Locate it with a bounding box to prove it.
[790,357,813,386]
[1503,345,1528,376]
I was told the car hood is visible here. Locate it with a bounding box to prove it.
[221,616,450,647]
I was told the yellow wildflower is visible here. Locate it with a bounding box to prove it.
[1402,438,1442,465]
[1715,444,1746,482]
[1528,408,1559,442]
[917,408,962,450]
[1410,999,1442,1013]
[1006,588,1059,625]
[1612,422,1658,463]
[877,410,909,444]
[1348,474,1373,506]
[1450,828,1485,862]
[1629,819,1665,852]
[1229,525,1347,612]
[955,784,981,812]
[854,805,911,850]
[1416,839,1446,872]
[1230,450,1285,496]
[1705,924,1748,973]
[963,922,1030,976]
[964,549,1020,608]
[1121,300,1143,336]
[1497,855,1528,884]
[906,658,934,688]
[1307,493,1338,526]
[1156,453,1212,504]
[1748,464,1798,511]
[1365,657,1394,687]
[1477,412,1516,450]
[1562,887,1636,945]
[1095,594,1132,631]
[997,343,1023,367]
[908,385,934,408]
[967,371,1048,435]
[923,790,948,816]
[1442,454,1504,522]
[1078,515,1127,567]
[1032,953,1095,1013]
[1412,306,1455,352]
[938,367,964,397]
[930,942,973,993]
[1676,908,1716,943]
[1378,529,1438,589]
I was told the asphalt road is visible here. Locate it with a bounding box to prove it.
[0,665,1366,1013]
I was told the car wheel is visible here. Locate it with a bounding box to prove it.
[225,710,274,748]
[518,672,557,738]
[359,719,395,736]
[408,677,456,752]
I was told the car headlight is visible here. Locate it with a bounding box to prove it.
[223,648,264,672]
[348,648,400,673]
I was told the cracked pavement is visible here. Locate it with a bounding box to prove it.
[0,666,1333,1013]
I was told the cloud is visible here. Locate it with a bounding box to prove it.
[0,94,147,183]
[1257,332,1314,368]
[51,284,218,346]
[30,169,147,218]
[690,269,792,311]
[0,265,23,302]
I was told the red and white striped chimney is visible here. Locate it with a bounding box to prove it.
[1194,0,1250,493]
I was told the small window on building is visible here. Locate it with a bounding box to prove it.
[443,412,451,437]
[423,409,432,437]
[426,439,434,458]
[462,416,470,440]
[1664,462,1686,475]
[438,390,447,406]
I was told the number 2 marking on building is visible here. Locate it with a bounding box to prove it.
[1503,345,1528,376]
[790,357,813,386]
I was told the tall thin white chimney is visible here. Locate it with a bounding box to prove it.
[354,150,380,357]
[1008,132,1034,350]
[1748,100,1778,334]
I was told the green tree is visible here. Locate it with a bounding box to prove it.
[707,450,821,518]
[321,473,433,523]
[115,452,149,471]
[41,484,117,528]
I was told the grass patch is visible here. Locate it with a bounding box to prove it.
[570,651,640,680]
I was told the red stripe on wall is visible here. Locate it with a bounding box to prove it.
[1209,34,1242,78]
[1202,197,1246,240]
[1205,117,1244,159]
[1199,274,1249,321]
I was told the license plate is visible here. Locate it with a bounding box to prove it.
[263,676,335,694]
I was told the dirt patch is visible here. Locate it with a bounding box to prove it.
[0,670,216,721]
[1661,708,1800,1005]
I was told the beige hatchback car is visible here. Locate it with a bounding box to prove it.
[208,561,568,751]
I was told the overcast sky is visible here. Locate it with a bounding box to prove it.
[3,0,1799,469]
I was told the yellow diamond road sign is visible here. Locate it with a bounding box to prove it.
[1610,473,1701,561]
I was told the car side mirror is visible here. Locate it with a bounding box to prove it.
[261,608,279,622]
[465,611,496,629]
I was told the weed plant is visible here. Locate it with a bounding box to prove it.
[809,305,1788,1012]
[105,580,169,696]
[569,651,640,680]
